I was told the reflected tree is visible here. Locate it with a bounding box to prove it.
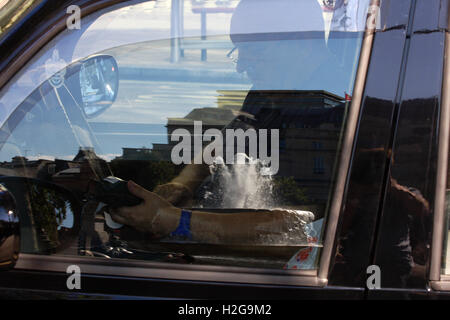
[272,176,309,205]
[28,185,68,251]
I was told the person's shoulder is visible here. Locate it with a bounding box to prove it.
[391,179,430,212]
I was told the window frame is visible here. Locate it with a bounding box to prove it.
[430,12,450,291]
[0,0,129,93]
[3,0,379,287]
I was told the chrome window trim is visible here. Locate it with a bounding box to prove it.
[430,12,450,290]
[318,0,379,280]
[15,253,324,287]
[430,280,450,291]
[7,0,380,287]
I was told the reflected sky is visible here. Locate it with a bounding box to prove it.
[0,33,363,161]
[58,201,74,230]
[0,0,369,161]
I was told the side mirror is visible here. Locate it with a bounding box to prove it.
[0,177,81,258]
[0,184,19,270]
[79,55,119,118]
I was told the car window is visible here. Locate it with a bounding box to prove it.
[0,0,372,271]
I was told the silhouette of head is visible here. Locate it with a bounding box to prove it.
[229,0,326,90]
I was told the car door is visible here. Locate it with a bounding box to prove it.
[0,0,423,300]
[369,0,450,300]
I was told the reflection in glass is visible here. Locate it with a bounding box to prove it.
[80,56,119,118]
[0,0,369,270]
[27,185,75,252]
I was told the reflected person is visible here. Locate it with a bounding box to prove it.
[110,0,336,243]
[333,148,430,287]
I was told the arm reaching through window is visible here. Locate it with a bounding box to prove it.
[153,163,210,207]
[110,180,313,245]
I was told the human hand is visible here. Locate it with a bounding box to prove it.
[109,181,180,237]
[153,182,193,206]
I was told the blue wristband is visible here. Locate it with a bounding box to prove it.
[170,209,193,241]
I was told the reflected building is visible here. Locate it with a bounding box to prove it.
[151,90,247,161]
[115,147,154,161]
[150,89,345,202]
[0,156,55,179]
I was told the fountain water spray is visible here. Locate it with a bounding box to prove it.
[196,154,317,245]
[199,153,275,209]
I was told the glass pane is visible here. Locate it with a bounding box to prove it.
[0,0,371,270]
